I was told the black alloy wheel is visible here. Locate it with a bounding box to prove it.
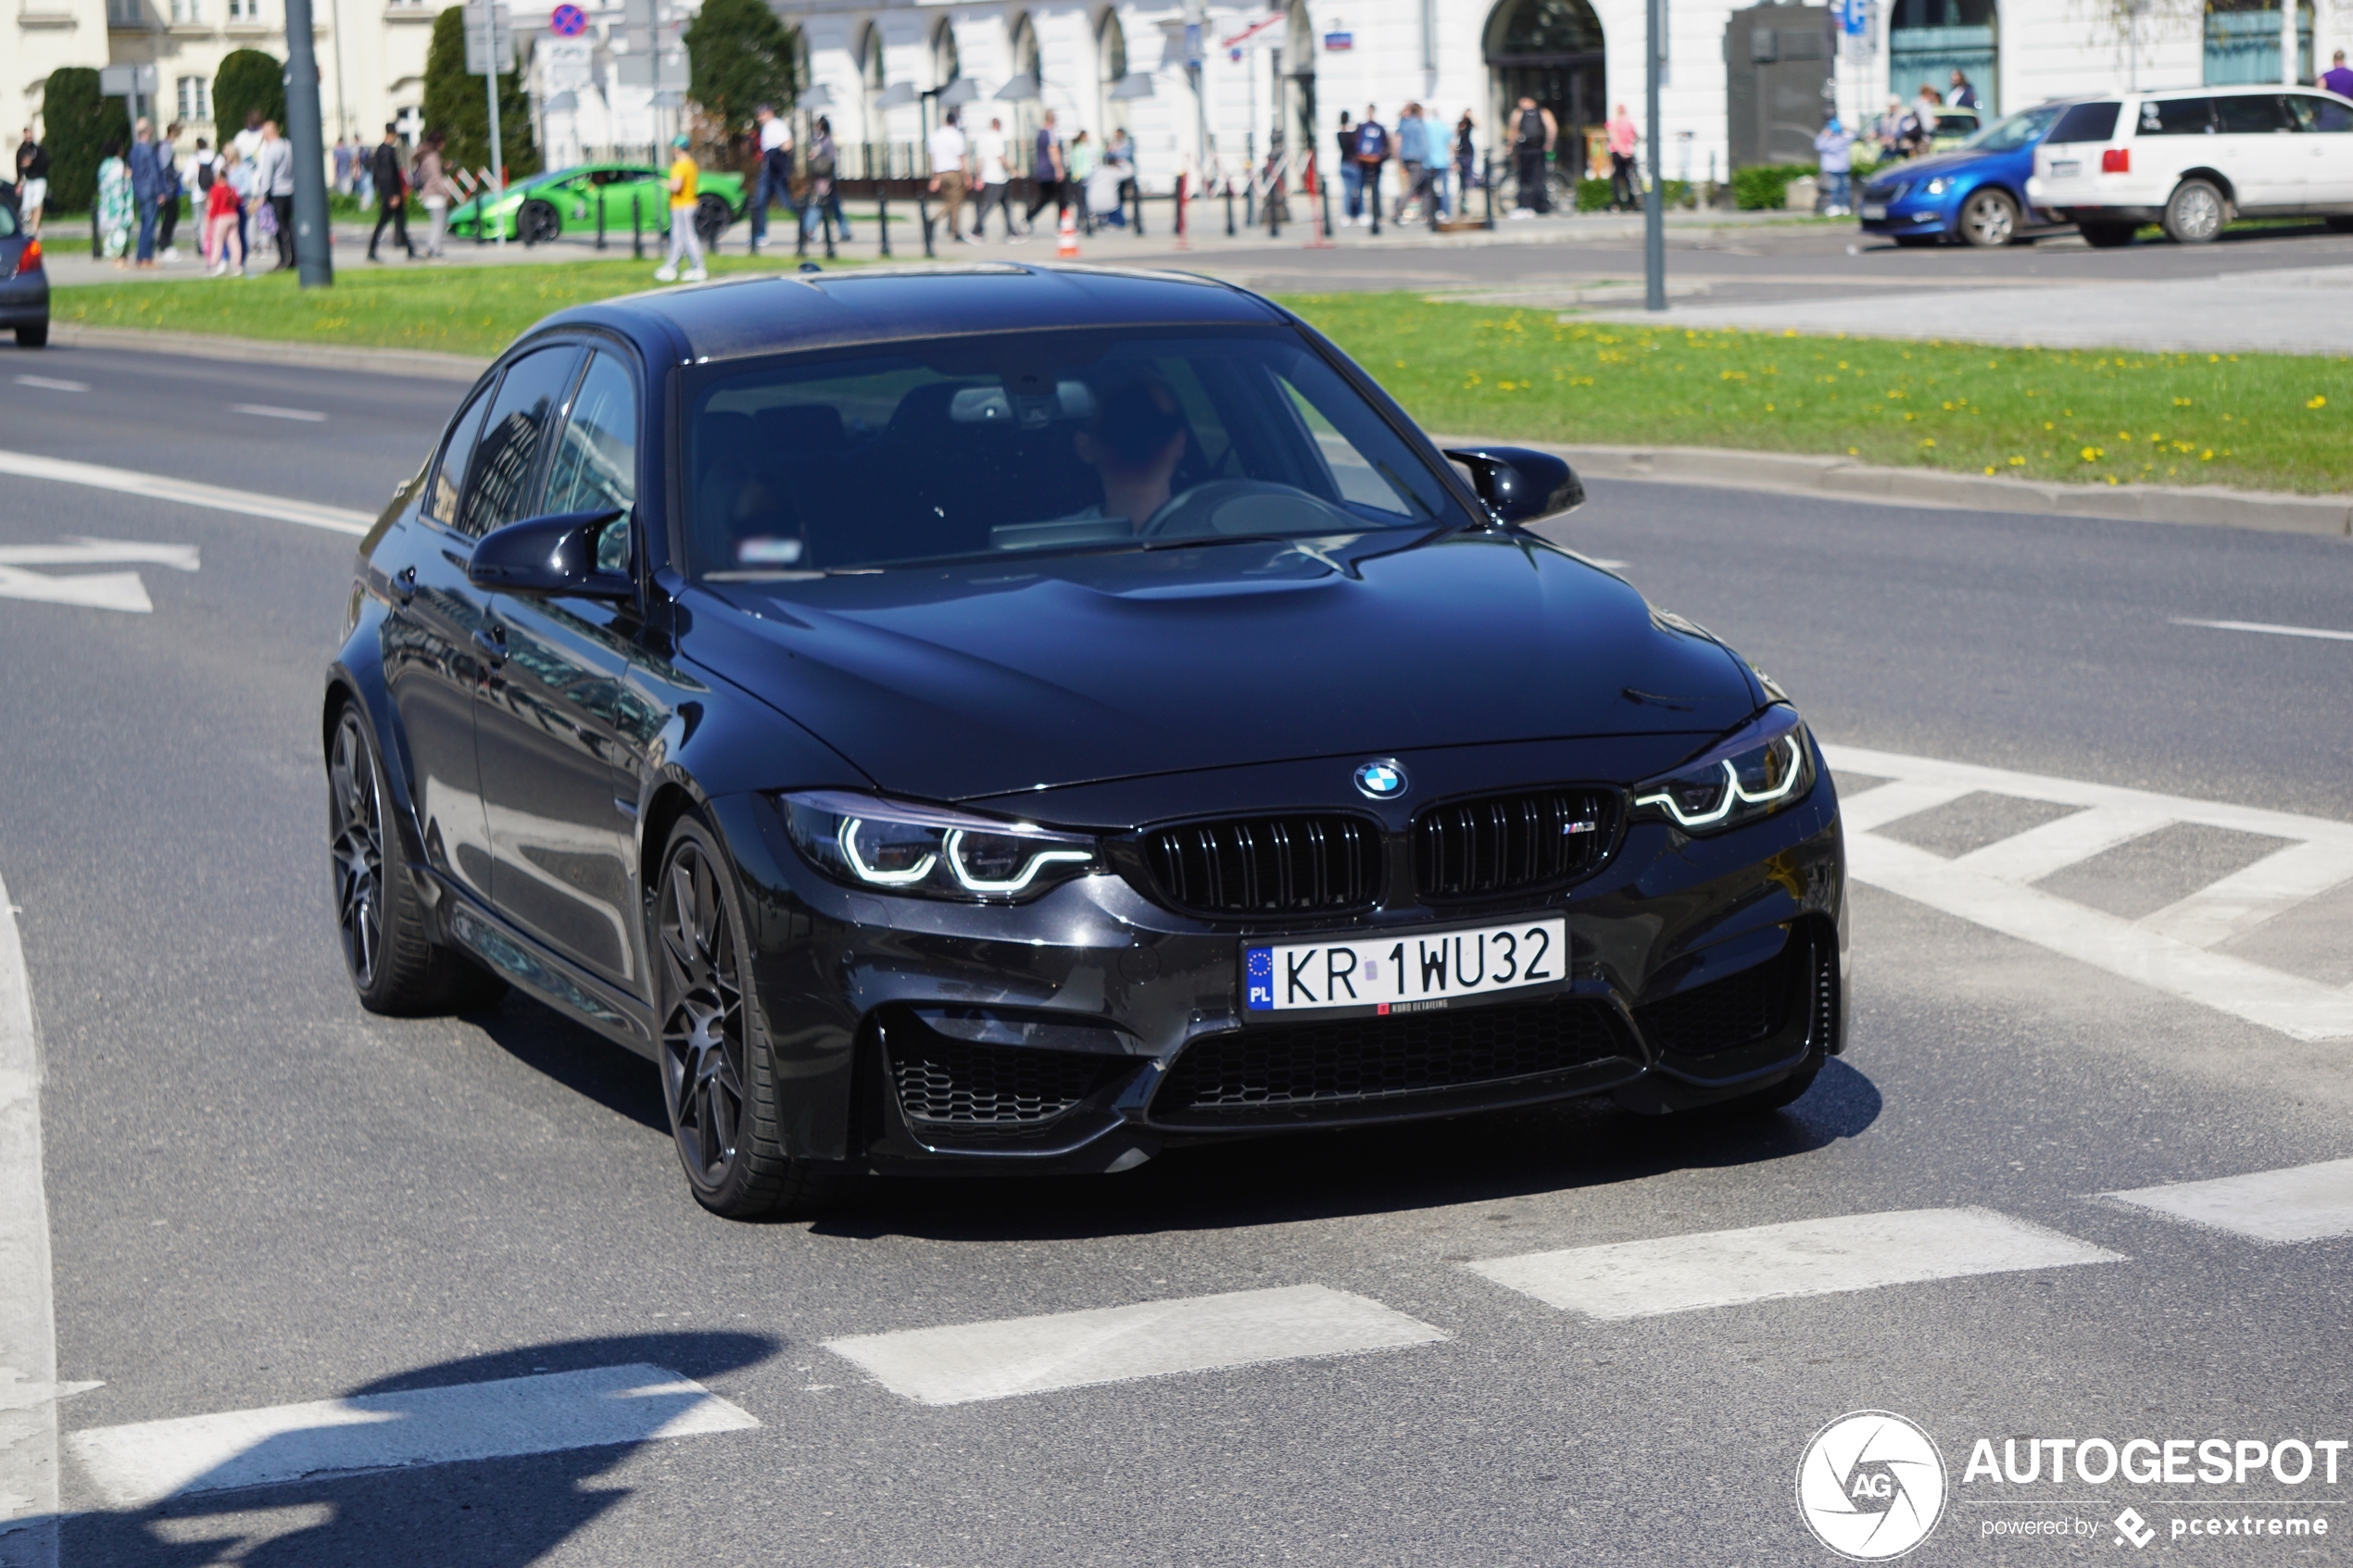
[2328,215,2353,232]
[1958,187,2019,247]
[653,815,842,1219]
[16,323,47,348]
[517,197,563,245]
[327,704,505,1015]
[2162,179,2225,245]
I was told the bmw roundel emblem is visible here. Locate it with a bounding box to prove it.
[1353,759,1408,800]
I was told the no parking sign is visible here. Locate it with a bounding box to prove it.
[549,3,586,36]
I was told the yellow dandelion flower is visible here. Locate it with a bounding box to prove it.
[1982,465,1995,475]
[2107,475,2120,485]
[1920,438,1937,448]
[2309,395,2328,409]
[2007,456,2026,466]
[2081,446,2104,462]
[2200,449,2214,461]
[1847,446,1859,456]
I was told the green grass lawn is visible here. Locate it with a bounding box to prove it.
[47,262,2351,495]
[1280,294,2353,496]
[48,251,860,359]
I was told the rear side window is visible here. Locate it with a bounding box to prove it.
[455,345,585,538]
[2138,97,2216,135]
[2216,94,2292,134]
[424,383,494,526]
[2287,95,2353,133]
[2049,102,2120,144]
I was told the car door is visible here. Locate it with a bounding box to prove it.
[473,346,649,986]
[380,375,501,900]
[2212,92,2302,212]
[596,169,662,236]
[2284,94,2353,208]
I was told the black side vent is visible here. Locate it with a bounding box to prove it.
[1143,815,1383,920]
[1413,788,1616,901]
[1634,928,1826,1058]
[888,1029,1127,1131]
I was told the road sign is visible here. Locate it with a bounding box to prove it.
[549,2,585,36]
[543,37,592,90]
[96,65,157,97]
[464,2,516,76]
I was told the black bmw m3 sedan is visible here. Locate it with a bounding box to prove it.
[324,263,1846,1218]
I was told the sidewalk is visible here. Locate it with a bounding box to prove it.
[1585,264,2353,358]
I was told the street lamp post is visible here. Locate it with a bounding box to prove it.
[1643,0,1665,312]
[283,0,333,285]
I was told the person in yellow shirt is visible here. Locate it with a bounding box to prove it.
[655,133,707,282]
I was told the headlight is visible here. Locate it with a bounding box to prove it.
[783,791,1100,901]
[1631,708,1817,835]
[1923,177,1954,197]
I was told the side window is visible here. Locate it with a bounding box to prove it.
[2140,97,2216,136]
[2050,102,2120,144]
[454,345,585,539]
[423,382,496,525]
[545,350,640,573]
[2286,95,2352,133]
[2216,94,2291,134]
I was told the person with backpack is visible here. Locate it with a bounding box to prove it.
[1511,95,1555,218]
[1352,106,1390,234]
[367,123,414,261]
[800,117,851,244]
[1335,110,1360,225]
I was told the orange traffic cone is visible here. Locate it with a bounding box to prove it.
[1057,206,1080,258]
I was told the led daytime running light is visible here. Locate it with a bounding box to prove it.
[837,816,936,884]
[943,830,1094,894]
[1633,734,1806,830]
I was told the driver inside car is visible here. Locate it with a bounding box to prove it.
[1069,378,1189,530]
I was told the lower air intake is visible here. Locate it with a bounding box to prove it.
[1633,927,1828,1057]
[888,1027,1126,1131]
[1152,999,1630,1125]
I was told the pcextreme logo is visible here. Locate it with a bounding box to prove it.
[1798,1411,1949,1561]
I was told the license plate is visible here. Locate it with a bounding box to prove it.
[1860,202,1887,221]
[2049,160,2082,178]
[1243,918,1567,1018]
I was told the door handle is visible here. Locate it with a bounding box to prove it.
[392,565,416,605]
[471,623,508,666]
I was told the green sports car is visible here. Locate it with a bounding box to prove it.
[448,162,750,245]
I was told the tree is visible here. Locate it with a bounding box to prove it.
[40,69,117,213]
[685,0,799,144]
[213,49,285,140]
[423,6,541,178]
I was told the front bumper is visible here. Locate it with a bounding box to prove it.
[712,759,1850,1176]
[1859,199,1956,236]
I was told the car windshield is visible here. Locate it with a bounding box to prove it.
[1961,104,2065,153]
[680,327,1473,576]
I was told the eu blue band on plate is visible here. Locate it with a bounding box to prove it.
[1244,947,1274,1010]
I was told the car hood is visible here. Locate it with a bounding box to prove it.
[680,531,1762,805]
[1872,149,2008,186]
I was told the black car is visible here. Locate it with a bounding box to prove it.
[0,192,46,348]
[325,264,1846,1218]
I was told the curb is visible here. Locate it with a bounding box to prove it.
[46,322,490,382]
[1432,437,2353,539]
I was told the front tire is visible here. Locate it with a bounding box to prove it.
[327,703,506,1015]
[2161,179,2226,244]
[694,194,732,249]
[517,197,563,245]
[15,323,46,348]
[1958,187,2019,247]
[654,813,843,1219]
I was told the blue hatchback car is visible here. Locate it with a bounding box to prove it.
[1860,101,2072,247]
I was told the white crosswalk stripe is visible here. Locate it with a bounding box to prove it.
[824,1285,1447,1406]
[1465,1209,2123,1320]
[2104,1158,2353,1245]
[64,1364,758,1509]
[1827,745,2353,1041]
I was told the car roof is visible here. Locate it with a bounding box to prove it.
[2128,83,2328,99]
[533,263,1290,366]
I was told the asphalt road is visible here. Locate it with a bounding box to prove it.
[1,348,2348,1567]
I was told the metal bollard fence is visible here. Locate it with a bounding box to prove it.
[822,207,837,260]
[919,193,935,257]
[878,192,891,257]
[632,192,643,259]
[596,194,605,251]
[1225,185,1236,237]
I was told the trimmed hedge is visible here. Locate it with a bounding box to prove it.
[212,49,285,141]
[1575,176,1693,212]
[1731,163,1817,211]
[41,69,119,214]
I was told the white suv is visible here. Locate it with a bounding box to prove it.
[2032,85,2353,245]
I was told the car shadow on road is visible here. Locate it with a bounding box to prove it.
[461,992,670,1136]
[48,1333,778,1568]
[815,1058,1882,1244]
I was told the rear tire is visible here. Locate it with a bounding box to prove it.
[516,197,563,246]
[2077,220,2139,248]
[1958,187,2020,247]
[14,323,45,348]
[654,812,845,1220]
[2326,215,2353,232]
[694,194,732,249]
[327,702,507,1016]
[2161,178,2226,244]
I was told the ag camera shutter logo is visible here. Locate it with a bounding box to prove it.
[1797,1411,1948,1561]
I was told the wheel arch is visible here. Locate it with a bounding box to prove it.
[2173,166,2235,206]
[322,641,428,869]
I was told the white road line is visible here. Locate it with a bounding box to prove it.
[0,869,62,1564]
[1847,832,2353,1040]
[1948,805,2174,884]
[2105,1158,2353,1245]
[0,450,371,537]
[64,1363,757,1510]
[824,1285,1447,1407]
[10,378,87,395]
[2139,841,2353,950]
[229,404,328,423]
[0,541,199,571]
[0,569,152,614]
[1465,1209,2122,1321]
[1832,778,1979,835]
[2172,618,2353,644]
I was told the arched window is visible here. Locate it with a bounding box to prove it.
[1483,0,1604,159]
[935,18,962,90]
[860,21,886,149]
[1009,14,1043,168]
[1097,8,1127,134]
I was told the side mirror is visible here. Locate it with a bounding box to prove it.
[466,508,632,598]
[1442,446,1585,525]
